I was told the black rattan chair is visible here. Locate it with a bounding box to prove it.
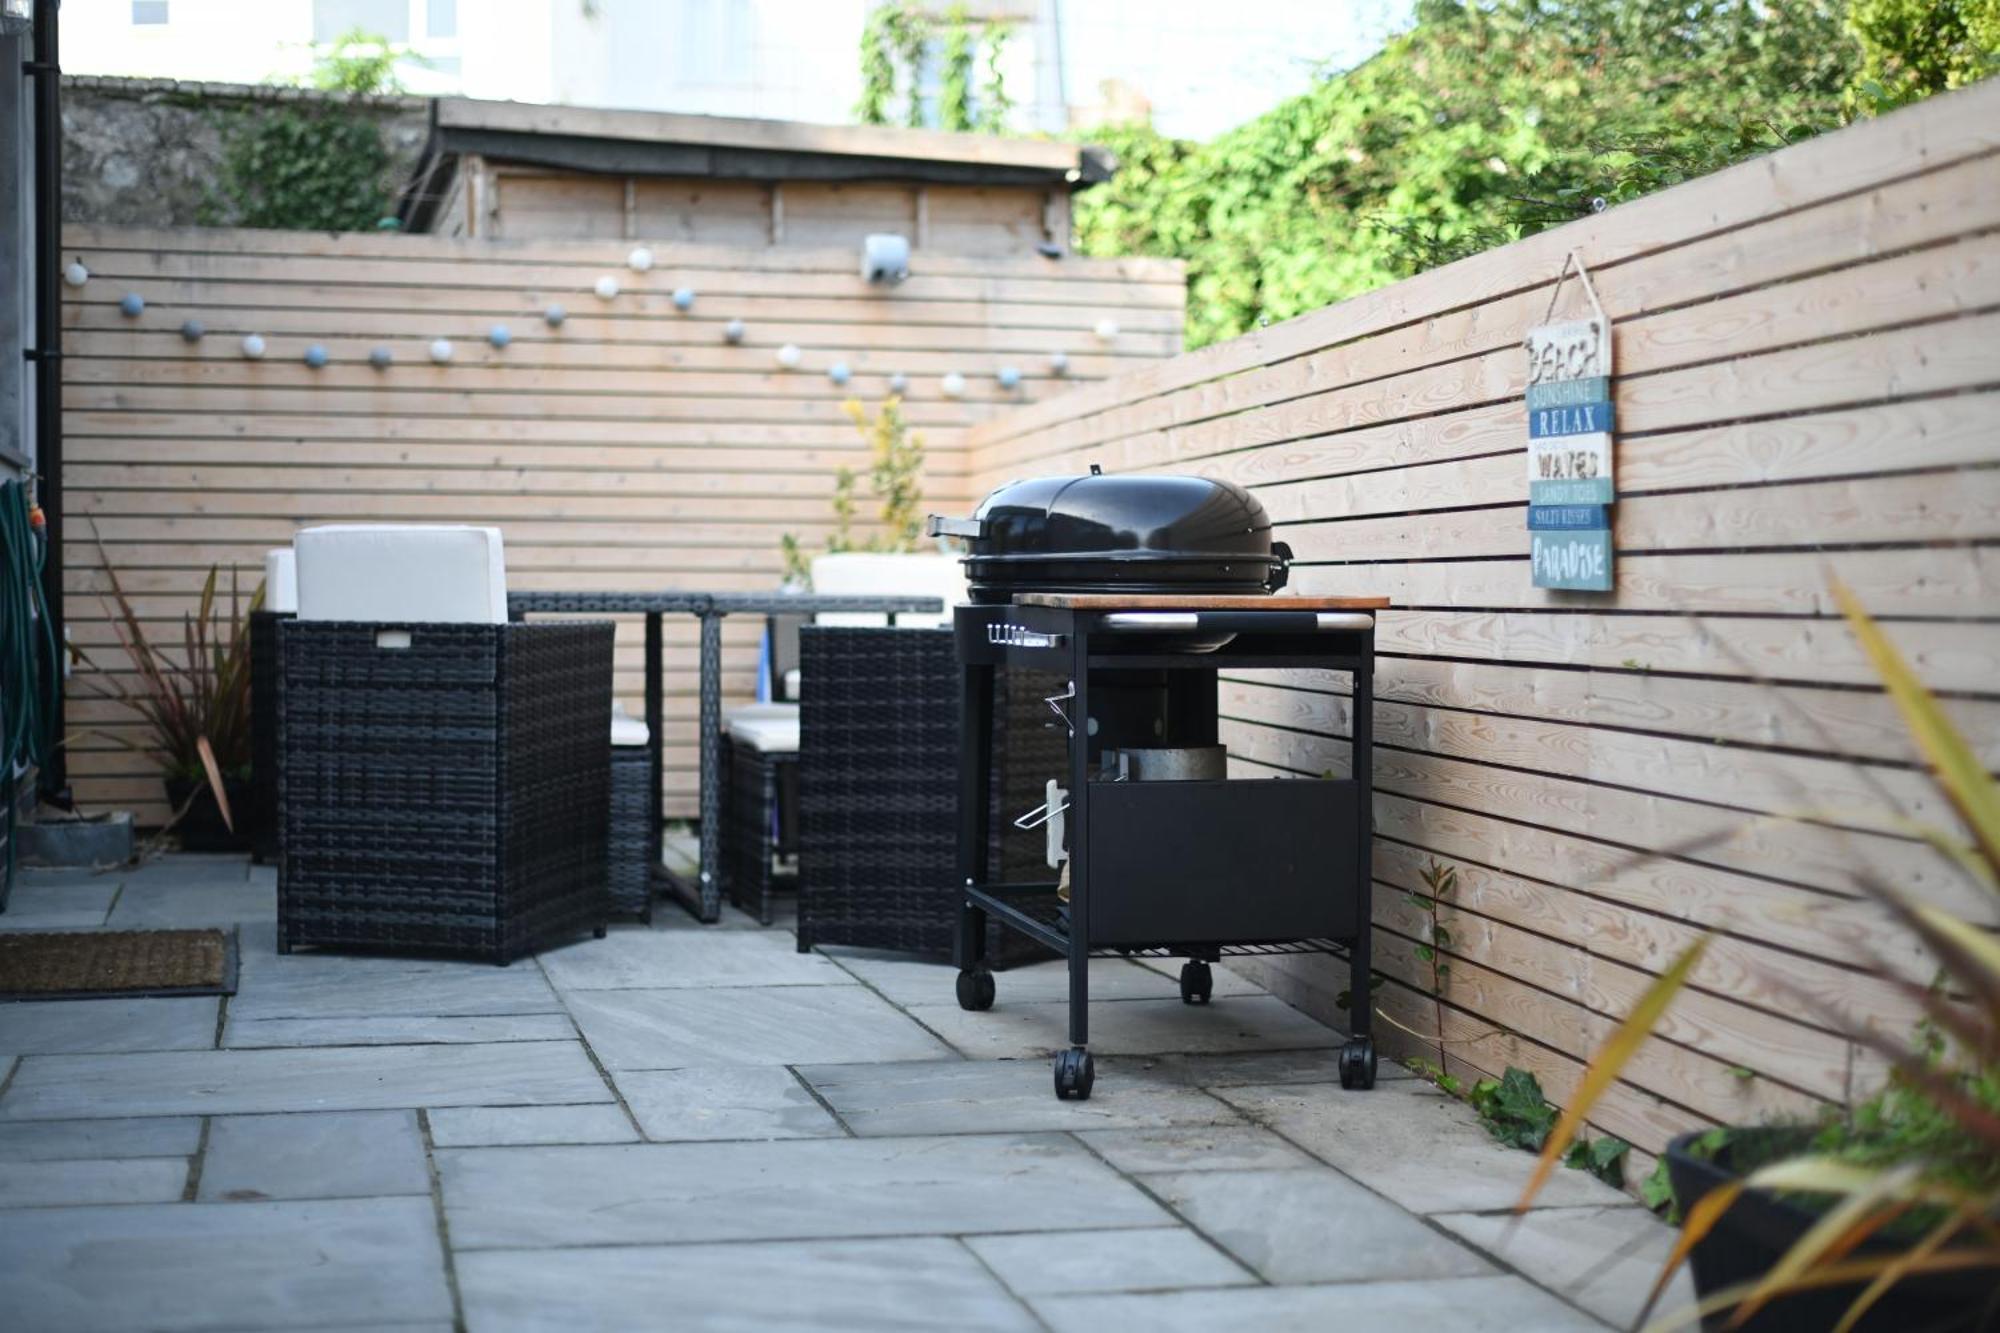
[608,745,652,922]
[277,620,614,963]
[248,609,293,864]
[724,735,799,925]
[794,626,1054,962]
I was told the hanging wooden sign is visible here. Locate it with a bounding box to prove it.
[1525,253,1614,591]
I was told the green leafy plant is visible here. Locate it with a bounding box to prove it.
[1516,580,2000,1329]
[72,554,262,833]
[1469,1065,1628,1187]
[1074,0,1875,348]
[779,396,927,587]
[1847,0,2000,112]
[306,26,407,94]
[1410,858,1458,1070]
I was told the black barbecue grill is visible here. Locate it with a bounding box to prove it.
[930,469,1383,1100]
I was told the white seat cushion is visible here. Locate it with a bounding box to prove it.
[727,702,800,753]
[610,702,649,748]
[263,549,298,614]
[295,525,508,624]
[810,552,962,628]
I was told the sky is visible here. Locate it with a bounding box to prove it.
[1063,0,1412,138]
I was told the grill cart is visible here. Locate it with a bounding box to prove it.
[931,471,1386,1100]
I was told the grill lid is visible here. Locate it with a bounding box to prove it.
[929,467,1290,602]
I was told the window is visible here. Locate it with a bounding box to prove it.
[426,0,455,39]
[131,1,169,24]
[312,0,408,44]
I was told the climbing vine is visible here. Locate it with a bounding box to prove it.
[204,28,404,232]
[854,2,1012,132]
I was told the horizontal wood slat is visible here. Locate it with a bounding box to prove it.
[960,85,1999,1158]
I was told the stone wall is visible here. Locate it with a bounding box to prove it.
[61,76,429,228]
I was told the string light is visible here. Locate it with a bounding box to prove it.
[672,288,696,312]
[544,304,568,327]
[776,344,803,369]
[119,293,145,317]
[594,275,620,300]
[240,333,266,359]
[723,319,746,344]
[178,319,204,343]
[369,346,394,369]
[488,325,512,349]
[302,344,329,368]
[429,338,454,364]
[940,372,967,398]
[63,261,88,288]
[627,246,655,272]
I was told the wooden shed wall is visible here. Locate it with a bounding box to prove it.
[59,226,1184,825]
[961,81,2000,1166]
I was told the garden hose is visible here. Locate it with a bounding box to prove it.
[1,478,60,901]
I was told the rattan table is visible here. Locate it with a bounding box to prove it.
[508,590,942,921]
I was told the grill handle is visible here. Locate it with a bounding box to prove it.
[926,514,985,540]
[1267,540,1293,593]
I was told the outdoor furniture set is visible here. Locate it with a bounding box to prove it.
[255,470,1382,1100]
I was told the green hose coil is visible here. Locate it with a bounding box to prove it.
[1,478,60,903]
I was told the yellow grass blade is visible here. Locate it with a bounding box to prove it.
[196,734,234,833]
[1833,1199,1982,1333]
[1515,937,1709,1212]
[1920,906,2000,983]
[1637,1179,1745,1329]
[1834,578,2000,879]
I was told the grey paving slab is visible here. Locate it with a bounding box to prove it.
[1159,1046,1416,1087]
[200,1110,429,1202]
[906,994,1342,1060]
[224,1012,576,1048]
[0,1115,203,1161]
[0,1157,189,1206]
[0,881,118,927]
[458,1237,1039,1333]
[427,1104,638,1147]
[0,996,218,1055]
[1140,1166,1496,1284]
[1,1040,612,1119]
[106,879,274,928]
[438,1133,1173,1248]
[1033,1273,1611,1333]
[564,983,953,1070]
[540,927,852,991]
[117,854,253,887]
[821,949,1193,1006]
[1075,1123,1317,1175]
[1436,1204,1694,1330]
[1214,1079,1634,1213]
[798,1056,1239,1137]
[614,1066,844,1140]
[0,1196,453,1332]
[231,948,561,1021]
[967,1228,1254,1296]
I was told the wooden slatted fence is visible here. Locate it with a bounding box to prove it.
[962,80,2000,1166]
[58,226,1182,823]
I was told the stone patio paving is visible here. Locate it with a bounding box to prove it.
[0,854,1695,1331]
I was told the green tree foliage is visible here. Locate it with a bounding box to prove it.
[209,30,402,231]
[1075,1,1875,348]
[1848,0,2000,110]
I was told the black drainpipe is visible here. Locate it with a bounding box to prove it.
[27,0,66,803]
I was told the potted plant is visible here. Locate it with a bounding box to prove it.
[75,558,262,852]
[1516,580,2000,1330]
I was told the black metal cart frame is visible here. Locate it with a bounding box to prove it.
[950,596,1382,1099]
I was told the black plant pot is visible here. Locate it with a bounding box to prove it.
[1666,1129,2000,1331]
[163,776,255,854]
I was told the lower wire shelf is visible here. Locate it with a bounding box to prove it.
[965,884,1354,962]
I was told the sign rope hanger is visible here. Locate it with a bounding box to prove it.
[1539,249,1609,331]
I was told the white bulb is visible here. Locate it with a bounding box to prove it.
[1048,351,1070,376]
[1093,318,1120,341]
[723,319,746,344]
[240,333,266,360]
[63,262,89,288]
[594,275,621,300]
[627,246,655,272]
[940,372,968,398]
[429,338,454,364]
[775,344,803,369]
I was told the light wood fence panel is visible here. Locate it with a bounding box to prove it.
[59,226,1183,824]
[962,81,2000,1159]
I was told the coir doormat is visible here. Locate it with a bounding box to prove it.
[0,928,239,1001]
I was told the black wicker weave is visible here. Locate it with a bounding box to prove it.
[248,610,293,864]
[608,746,653,921]
[724,736,799,926]
[277,620,614,963]
[795,627,1053,961]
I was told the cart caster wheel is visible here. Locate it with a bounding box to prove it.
[1339,1037,1377,1090]
[1054,1047,1095,1100]
[1179,960,1213,1005]
[956,967,996,1012]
